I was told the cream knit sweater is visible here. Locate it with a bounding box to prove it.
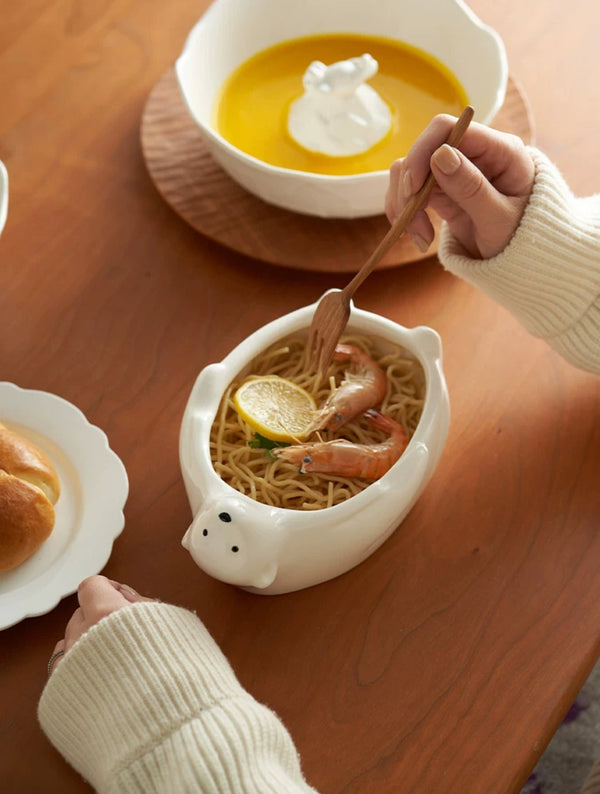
[439,148,600,376]
[38,602,317,793]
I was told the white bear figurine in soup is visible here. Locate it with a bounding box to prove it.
[179,296,450,595]
[287,54,392,157]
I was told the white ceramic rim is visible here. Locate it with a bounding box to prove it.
[180,296,449,518]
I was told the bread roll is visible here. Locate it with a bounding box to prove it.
[0,422,60,571]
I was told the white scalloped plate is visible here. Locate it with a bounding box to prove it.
[0,383,128,629]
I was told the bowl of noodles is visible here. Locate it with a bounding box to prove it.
[179,292,449,594]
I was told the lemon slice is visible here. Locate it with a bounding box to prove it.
[233,376,316,442]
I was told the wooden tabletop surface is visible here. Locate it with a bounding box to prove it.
[2,2,599,792]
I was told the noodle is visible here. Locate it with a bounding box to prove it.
[210,333,425,510]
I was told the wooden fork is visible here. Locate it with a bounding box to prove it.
[307,105,475,378]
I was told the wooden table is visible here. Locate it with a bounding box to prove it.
[2,2,599,792]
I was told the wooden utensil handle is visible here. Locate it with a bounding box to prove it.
[342,105,475,298]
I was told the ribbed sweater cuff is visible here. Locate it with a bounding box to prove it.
[38,602,315,794]
[439,148,600,374]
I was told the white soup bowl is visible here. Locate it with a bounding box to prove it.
[175,0,507,218]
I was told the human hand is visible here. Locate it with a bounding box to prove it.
[47,576,154,676]
[385,115,535,259]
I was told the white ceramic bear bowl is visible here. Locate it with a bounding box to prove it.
[179,293,450,595]
[174,0,507,218]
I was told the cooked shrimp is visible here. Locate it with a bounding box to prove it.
[275,409,409,480]
[310,343,387,432]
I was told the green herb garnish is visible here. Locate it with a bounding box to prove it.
[249,433,291,461]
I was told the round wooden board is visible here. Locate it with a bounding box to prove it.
[140,70,534,272]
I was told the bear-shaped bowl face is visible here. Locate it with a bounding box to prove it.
[179,293,450,595]
[174,0,507,218]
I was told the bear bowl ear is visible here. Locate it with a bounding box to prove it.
[181,505,211,551]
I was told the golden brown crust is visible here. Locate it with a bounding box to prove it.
[0,471,55,571]
[0,423,60,571]
[0,422,60,503]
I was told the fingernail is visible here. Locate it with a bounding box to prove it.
[116,583,142,601]
[402,167,413,198]
[411,233,430,253]
[433,144,461,175]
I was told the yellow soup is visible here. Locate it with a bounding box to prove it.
[214,33,468,176]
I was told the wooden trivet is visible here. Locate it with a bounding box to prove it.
[140,69,534,272]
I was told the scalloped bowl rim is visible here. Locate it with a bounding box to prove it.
[0,383,128,629]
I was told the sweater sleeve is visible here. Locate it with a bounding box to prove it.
[438,148,600,376]
[38,601,318,794]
